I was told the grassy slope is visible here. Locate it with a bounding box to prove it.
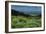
[11,16,41,28]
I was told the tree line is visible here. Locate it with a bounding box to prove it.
[11,9,41,17]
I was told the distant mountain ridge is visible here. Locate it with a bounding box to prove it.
[11,9,41,17]
[11,9,31,17]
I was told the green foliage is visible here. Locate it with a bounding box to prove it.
[11,16,41,28]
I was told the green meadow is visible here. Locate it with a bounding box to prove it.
[11,15,41,28]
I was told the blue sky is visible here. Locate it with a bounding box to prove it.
[11,5,41,16]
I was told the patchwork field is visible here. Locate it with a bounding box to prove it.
[11,15,41,28]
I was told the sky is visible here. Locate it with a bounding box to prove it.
[11,5,41,16]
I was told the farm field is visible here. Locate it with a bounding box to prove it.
[11,15,41,28]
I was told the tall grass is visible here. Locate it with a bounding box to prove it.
[11,15,41,28]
